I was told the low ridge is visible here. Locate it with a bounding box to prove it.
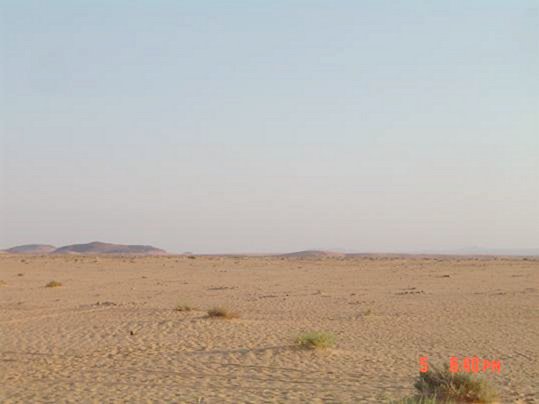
[4,244,57,254]
[51,241,166,255]
[278,250,347,258]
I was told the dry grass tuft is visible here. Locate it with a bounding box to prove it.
[175,303,193,312]
[391,397,444,404]
[295,331,336,350]
[395,363,498,403]
[207,307,239,319]
[45,280,63,288]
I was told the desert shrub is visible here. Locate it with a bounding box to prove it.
[295,331,336,350]
[175,303,193,312]
[45,280,63,288]
[395,363,498,403]
[392,397,445,404]
[207,307,238,319]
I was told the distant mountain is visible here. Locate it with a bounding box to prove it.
[4,244,57,254]
[51,241,166,255]
[278,250,347,258]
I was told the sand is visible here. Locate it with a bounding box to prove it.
[0,255,537,403]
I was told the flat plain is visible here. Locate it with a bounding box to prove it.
[0,254,537,403]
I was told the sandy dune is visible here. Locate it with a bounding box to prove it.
[0,255,537,403]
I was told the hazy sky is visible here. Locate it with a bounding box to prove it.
[1,1,538,253]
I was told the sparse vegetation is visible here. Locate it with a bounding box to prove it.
[175,303,193,312]
[295,331,336,350]
[395,364,498,403]
[207,307,238,319]
[391,397,446,404]
[45,280,63,288]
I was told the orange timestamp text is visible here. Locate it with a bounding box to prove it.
[419,356,501,374]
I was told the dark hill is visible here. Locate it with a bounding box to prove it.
[4,244,57,254]
[52,241,166,255]
[277,250,346,258]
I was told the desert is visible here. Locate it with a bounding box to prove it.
[0,253,537,403]
[3,1,537,402]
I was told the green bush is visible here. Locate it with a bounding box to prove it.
[295,331,336,350]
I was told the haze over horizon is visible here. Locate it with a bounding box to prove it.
[1,1,538,254]
[2,241,539,257]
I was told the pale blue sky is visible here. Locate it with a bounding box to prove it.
[1,1,538,253]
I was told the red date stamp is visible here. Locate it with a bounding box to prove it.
[419,356,501,374]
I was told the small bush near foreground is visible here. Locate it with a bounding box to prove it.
[394,364,498,403]
[295,331,336,350]
[45,280,63,288]
[207,307,239,319]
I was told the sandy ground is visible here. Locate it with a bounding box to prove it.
[0,255,537,403]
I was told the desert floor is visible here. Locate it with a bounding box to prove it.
[0,255,537,403]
